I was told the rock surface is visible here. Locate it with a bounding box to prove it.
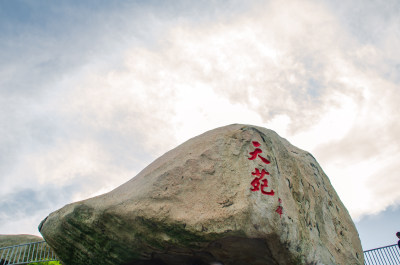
[0,234,43,248]
[39,124,364,265]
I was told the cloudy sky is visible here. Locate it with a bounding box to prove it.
[1,0,399,251]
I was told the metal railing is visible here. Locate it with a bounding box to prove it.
[1,240,400,265]
[0,241,58,265]
[364,244,400,265]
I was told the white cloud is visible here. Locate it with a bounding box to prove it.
[0,213,46,237]
[54,0,400,220]
[1,0,400,235]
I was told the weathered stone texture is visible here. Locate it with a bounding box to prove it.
[40,124,364,265]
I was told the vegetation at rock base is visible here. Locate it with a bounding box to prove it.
[28,261,61,265]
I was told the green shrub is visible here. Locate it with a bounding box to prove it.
[28,261,61,265]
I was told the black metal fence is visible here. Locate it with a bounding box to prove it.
[364,244,400,265]
[0,241,58,265]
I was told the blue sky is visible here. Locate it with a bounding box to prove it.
[0,0,399,251]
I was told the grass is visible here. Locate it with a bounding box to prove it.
[28,261,61,265]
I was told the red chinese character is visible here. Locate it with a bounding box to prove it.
[250,168,274,196]
[275,206,283,217]
[275,197,283,217]
[248,142,271,164]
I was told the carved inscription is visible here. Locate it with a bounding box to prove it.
[248,141,283,217]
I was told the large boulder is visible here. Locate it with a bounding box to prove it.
[39,124,364,265]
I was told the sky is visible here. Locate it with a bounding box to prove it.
[0,0,399,252]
